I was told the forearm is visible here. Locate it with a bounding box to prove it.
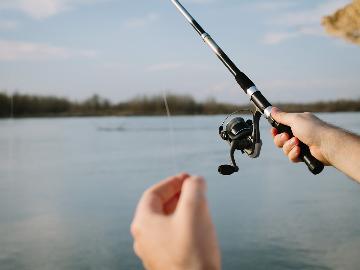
[321,126,360,182]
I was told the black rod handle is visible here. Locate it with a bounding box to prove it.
[269,117,324,175]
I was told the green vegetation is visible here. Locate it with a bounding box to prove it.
[0,91,359,118]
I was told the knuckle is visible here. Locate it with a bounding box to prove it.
[283,140,290,149]
[283,140,292,152]
[133,242,141,257]
[130,222,141,239]
[289,148,300,163]
[280,133,289,142]
[290,153,300,163]
[274,135,283,148]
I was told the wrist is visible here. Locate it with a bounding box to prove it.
[319,124,342,166]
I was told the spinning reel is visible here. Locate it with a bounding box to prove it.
[218,109,262,175]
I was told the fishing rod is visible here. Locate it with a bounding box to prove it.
[170,0,324,175]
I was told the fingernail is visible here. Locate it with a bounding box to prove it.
[289,137,296,146]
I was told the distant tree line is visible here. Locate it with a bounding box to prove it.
[0,91,359,118]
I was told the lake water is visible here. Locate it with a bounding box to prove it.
[0,113,359,270]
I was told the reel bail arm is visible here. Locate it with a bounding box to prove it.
[247,110,262,159]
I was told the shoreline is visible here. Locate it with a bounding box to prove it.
[1,92,359,118]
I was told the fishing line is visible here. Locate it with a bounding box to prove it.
[7,93,14,182]
[163,91,180,173]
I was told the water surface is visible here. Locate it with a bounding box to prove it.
[0,113,359,270]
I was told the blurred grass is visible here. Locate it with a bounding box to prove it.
[0,91,359,118]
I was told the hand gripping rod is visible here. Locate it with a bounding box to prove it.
[170,0,324,175]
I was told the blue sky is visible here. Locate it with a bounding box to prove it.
[0,0,359,103]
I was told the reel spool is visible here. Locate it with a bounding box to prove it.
[218,109,262,175]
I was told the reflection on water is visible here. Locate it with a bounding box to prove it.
[0,113,359,270]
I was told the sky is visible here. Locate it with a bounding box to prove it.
[0,0,359,104]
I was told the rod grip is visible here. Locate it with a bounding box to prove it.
[268,116,324,175]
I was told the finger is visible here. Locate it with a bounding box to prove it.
[176,176,207,218]
[163,192,180,215]
[130,221,139,239]
[137,173,189,214]
[283,137,299,156]
[271,127,278,138]
[274,133,290,148]
[271,107,296,127]
[288,146,301,163]
[133,241,142,257]
[149,173,189,204]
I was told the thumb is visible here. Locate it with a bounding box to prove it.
[271,107,294,127]
[176,176,207,218]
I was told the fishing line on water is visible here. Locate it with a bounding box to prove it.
[163,91,180,174]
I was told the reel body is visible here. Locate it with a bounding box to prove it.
[218,110,262,175]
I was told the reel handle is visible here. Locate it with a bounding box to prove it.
[268,116,324,175]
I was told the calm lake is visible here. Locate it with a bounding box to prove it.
[0,113,359,270]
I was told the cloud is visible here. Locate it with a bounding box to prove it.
[146,62,184,72]
[183,0,216,3]
[262,0,352,45]
[0,39,96,61]
[263,26,325,45]
[253,1,298,11]
[123,13,159,29]
[0,20,19,31]
[263,32,297,45]
[269,0,351,26]
[0,0,108,20]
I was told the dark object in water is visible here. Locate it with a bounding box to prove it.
[97,126,125,132]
